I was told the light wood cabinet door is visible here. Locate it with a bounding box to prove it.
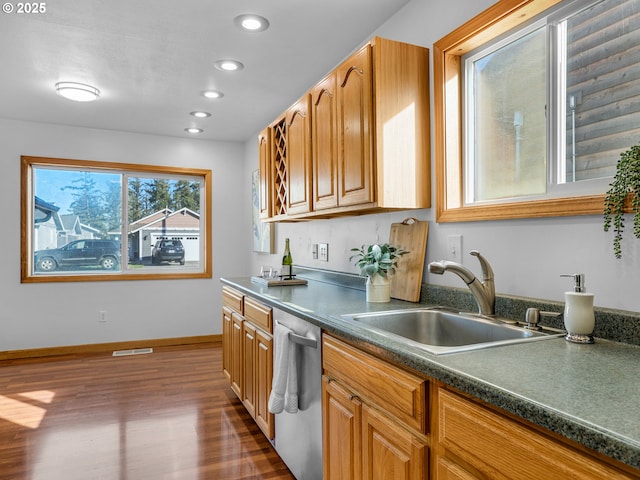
[362,404,428,480]
[242,321,256,418]
[312,72,339,211]
[286,94,313,215]
[435,457,480,480]
[322,334,427,433]
[258,128,271,219]
[336,43,375,207]
[437,387,638,480]
[230,312,244,399]
[255,328,274,440]
[222,306,233,382]
[322,376,362,480]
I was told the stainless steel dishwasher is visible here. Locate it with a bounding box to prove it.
[271,307,322,480]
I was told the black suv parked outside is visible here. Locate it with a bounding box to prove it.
[152,239,185,265]
[34,239,121,272]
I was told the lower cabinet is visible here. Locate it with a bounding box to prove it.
[322,332,640,480]
[230,312,244,400]
[254,328,274,439]
[362,403,428,479]
[222,287,274,440]
[322,377,362,480]
[434,387,639,480]
[223,291,640,479]
[242,321,256,418]
[322,334,429,480]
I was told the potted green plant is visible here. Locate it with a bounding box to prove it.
[350,243,408,302]
[603,144,640,258]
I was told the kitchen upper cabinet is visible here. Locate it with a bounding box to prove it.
[270,115,288,220]
[258,128,271,219]
[371,36,430,210]
[286,94,313,215]
[312,72,339,211]
[259,36,430,221]
[336,43,375,208]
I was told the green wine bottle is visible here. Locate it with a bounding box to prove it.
[282,238,293,279]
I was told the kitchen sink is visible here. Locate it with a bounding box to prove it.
[339,308,564,355]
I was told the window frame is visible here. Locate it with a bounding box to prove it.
[21,155,212,283]
[433,0,612,222]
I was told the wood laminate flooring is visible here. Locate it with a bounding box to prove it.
[0,342,295,479]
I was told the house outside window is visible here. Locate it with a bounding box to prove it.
[464,0,640,206]
[434,0,640,221]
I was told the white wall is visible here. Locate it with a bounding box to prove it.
[1,118,250,351]
[247,0,640,314]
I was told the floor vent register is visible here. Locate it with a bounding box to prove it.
[112,348,154,357]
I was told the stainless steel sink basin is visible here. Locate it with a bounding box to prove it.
[339,308,564,355]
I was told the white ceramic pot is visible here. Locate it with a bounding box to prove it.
[366,274,391,303]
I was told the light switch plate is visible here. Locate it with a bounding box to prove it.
[319,243,329,262]
[447,235,462,261]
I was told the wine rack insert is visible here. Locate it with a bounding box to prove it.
[271,118,288,217]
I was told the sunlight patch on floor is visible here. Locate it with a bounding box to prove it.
[0,390,54,428]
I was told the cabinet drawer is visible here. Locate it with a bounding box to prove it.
[438,388,636,480]
[322,334,427,433]
[244,297,272,333]
[222,286,243,313]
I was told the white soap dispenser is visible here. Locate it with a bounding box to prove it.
[560,273,595,344]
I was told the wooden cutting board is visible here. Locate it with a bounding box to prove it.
[389,218,428,302]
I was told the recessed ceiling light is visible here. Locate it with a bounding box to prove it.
[185,128,203,134]
[190,111,211,118]
[234,14,270,32]
[214,59,244,72]
[201,90,224,99]
[55,82,100,102]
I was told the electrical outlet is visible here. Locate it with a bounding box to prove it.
[318,243,329,262]
[312,244,318,259]
[447,235,462,261]
[99,310,108,323]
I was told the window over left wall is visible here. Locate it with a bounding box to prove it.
[21,156,212,283]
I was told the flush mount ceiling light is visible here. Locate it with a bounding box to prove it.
[185,128,203,134]
[190,111,211,118]
[214,59,244,72]
[55,82,100,102]
[234,14,270,32]
[201,90,224,99]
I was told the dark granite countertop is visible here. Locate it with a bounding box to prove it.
[221,276,640,471]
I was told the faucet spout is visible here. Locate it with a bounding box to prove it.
[428,250,496,315]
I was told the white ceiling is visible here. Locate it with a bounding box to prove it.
[0,0,409,142]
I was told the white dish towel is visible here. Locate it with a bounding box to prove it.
[268,323,299,414]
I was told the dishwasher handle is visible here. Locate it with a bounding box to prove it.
[288,331,318,349]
